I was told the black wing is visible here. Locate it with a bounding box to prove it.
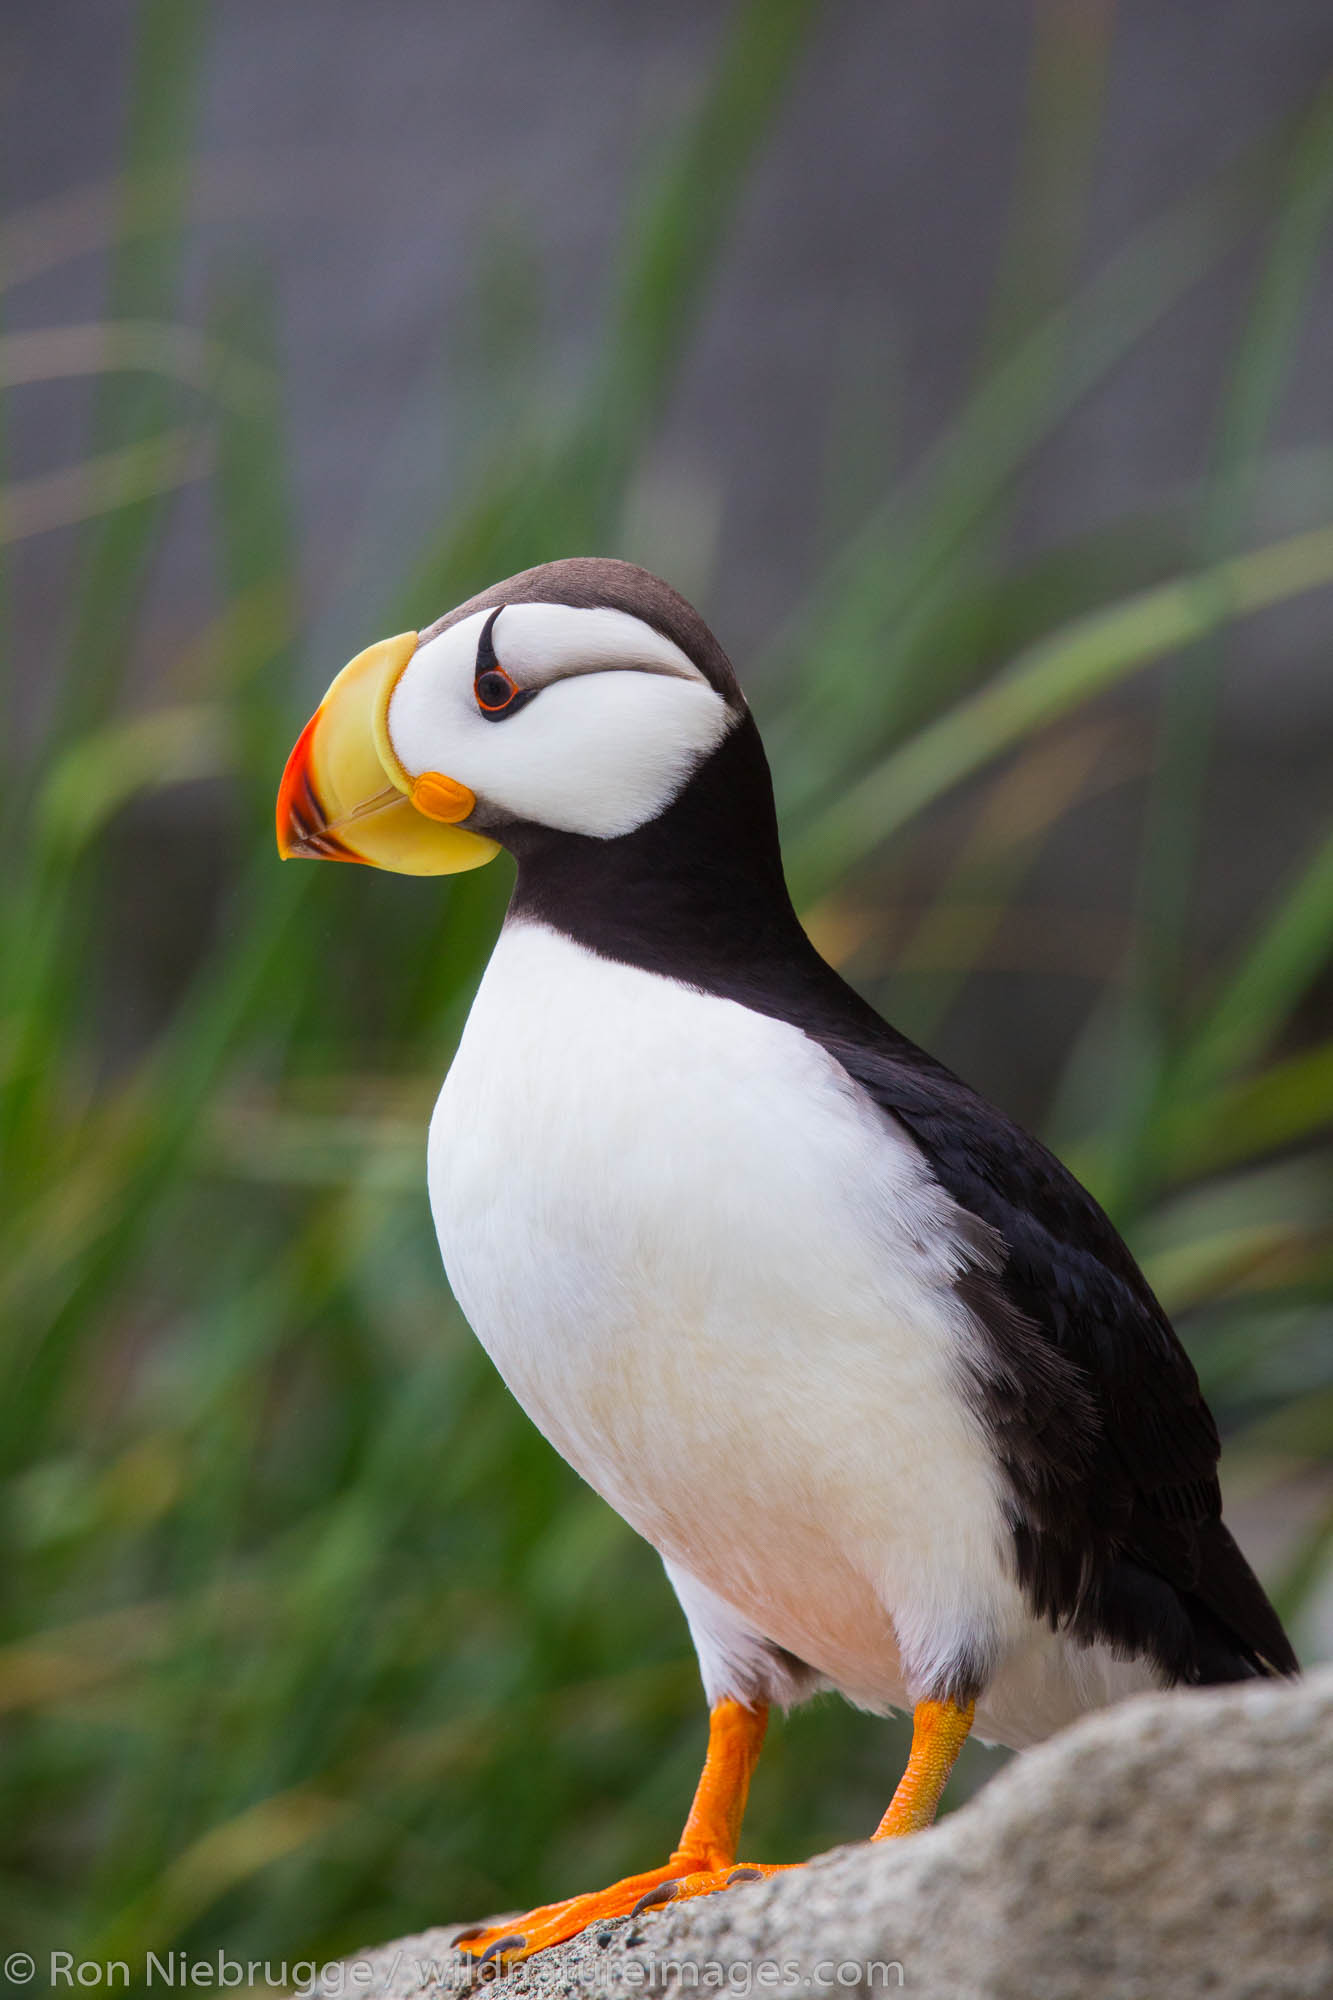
[821,1026,1297,1685]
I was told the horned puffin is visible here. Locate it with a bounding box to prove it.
[277,558,1296,1963]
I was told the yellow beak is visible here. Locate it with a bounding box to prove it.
[275,633,500,876]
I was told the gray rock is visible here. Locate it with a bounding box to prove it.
[314,1669,1333,2000]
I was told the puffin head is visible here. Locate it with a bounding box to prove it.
[276,559,747,875]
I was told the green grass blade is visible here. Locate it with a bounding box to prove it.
[406,0,819,611]
[1138,78,1333,1023]
[1173,823,1333,1098]
[49,0,211,749]
[765,132,1285,805]
[786,520,1333,904]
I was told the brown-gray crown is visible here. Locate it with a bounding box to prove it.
[416,559,744,707]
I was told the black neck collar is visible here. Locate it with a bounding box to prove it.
[505,713,846,1012]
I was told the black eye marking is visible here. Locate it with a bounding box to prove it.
[474,606,535,721]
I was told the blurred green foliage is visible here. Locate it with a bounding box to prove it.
[3,0,1333,1977]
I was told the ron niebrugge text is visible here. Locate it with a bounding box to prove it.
[37,1954,379,1990]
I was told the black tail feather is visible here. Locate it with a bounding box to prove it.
[1185,1518,1299,1681]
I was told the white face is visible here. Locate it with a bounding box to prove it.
[385,603,736,839]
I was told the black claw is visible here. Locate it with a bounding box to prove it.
[453,1926,488,1947]
[632,1880,680,1916]
[726,1866,763,1884]
[478,1935,526,1967]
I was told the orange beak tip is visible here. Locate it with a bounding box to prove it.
[275,707,356,863]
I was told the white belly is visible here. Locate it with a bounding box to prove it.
[429,919,1046,1717]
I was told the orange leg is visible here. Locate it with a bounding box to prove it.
[455,1698,788,1967]
[872,1696,975,1837]
[455,1692,975,1966]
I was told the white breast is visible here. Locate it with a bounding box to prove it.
[429,921,1038,1717]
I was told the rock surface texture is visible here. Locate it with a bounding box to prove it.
[316,1669,1333,2000]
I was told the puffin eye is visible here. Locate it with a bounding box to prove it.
[473,605,532,720]
[475,667,519,714]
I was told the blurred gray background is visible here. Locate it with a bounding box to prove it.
[6,0,1333,1110]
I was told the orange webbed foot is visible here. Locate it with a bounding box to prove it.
[454,1860,793,1968]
